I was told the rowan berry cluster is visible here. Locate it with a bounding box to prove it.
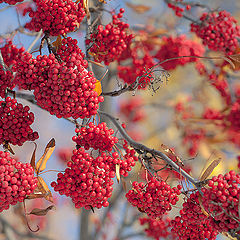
[171,192,218,240]
[167,0,191,17]
[0,41,26,96]
[155,35,205,71]
[226,99,240,132]
[0,97,39,146]
[51,148,115,209]
[139,216,176,240]
[0,151,38,212]
[14,37,104,119]
[126,178,181,218]
[72,122,118,151]
[25,0,86,36]
[118,50,156,89]
[86,8,133,65]
[202,171,240,234]
[191,11,240,54]
[0,0,23,5]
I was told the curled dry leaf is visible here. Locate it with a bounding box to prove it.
[126,2,151,14]
[224,53,240,70]
[116,164,120,183]
[30,142,37,172]
[3,141,15,155]
[28,205,56,216]
[37,176,54,203]
[161,144,184,166]
[52,35,62,51]
[36,138,55,174]
[200,158,221,181]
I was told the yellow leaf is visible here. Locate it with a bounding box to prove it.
[94,80,102,96]
[36,138,55,174]
[37,176,54,203]
[200,158,221,181]
[126,2,151,14]
[52,35,62,51]
[116,164,120,183]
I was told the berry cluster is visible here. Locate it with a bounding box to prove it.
[86,9,133,65]
[0,97,39,146]
[167,0,191,17]
[0,41,26,96]
[155,35,205,71]
[126,178,181,218]
[25,0,86,36]
[171,192,218,240]
[226,99,240,131]
[139,216,176,240]
[72,122,118,151]
[119,96,145,123]
[0,151,38,212]
[51,148,115,209]
[14,37,104,119]
[202,171,240,234]
[117,50,156,89]
[191,11,240,54]
[0,0,23,5]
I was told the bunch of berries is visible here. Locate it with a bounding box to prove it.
[0,41,25,96]
[167,0,191,17]
[191,11,240,54]
[0,0,24,5]
[117,50,156,89]
[126,178,181,218]
[202,171,240,234]
[0,151,38,212]
[139,216,176,240]
[171,192,218,240]
[51,148,115,209]
[226,99,240,131]
[25,0,86,36]
[86,8,133,65]
[0,97,39,146]
[154,35,205,71]
[72,122,118,151]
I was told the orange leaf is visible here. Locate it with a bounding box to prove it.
[116,164,120,183]
[94,80,102,96]
[37,176,54,203]
[3,141,15,155]
[52,35,62,51]
[200,158,221,181]
[149,29,167,37]
[126,2,151,14]
[36,138,55,174]
[28,205,56,216]
[30,142,37,173]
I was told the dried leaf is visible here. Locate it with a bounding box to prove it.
[25,193,47,200]
[37,176,54,203]
[88,59,105,68]
[116,164,120,183]
[126,2,151,14]
[200,158,221,181]
[94,80,102,96]
[30,142,37,172]
[52,35,62,51]
[83,0,90,19]
[28,205,56,216]
[3,141,15,155]
[36,138,55,174]
[224,54,240,70]
[198,195,209,217]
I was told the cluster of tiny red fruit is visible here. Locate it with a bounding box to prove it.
[0,151,38,212]
[86,8,133,65]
